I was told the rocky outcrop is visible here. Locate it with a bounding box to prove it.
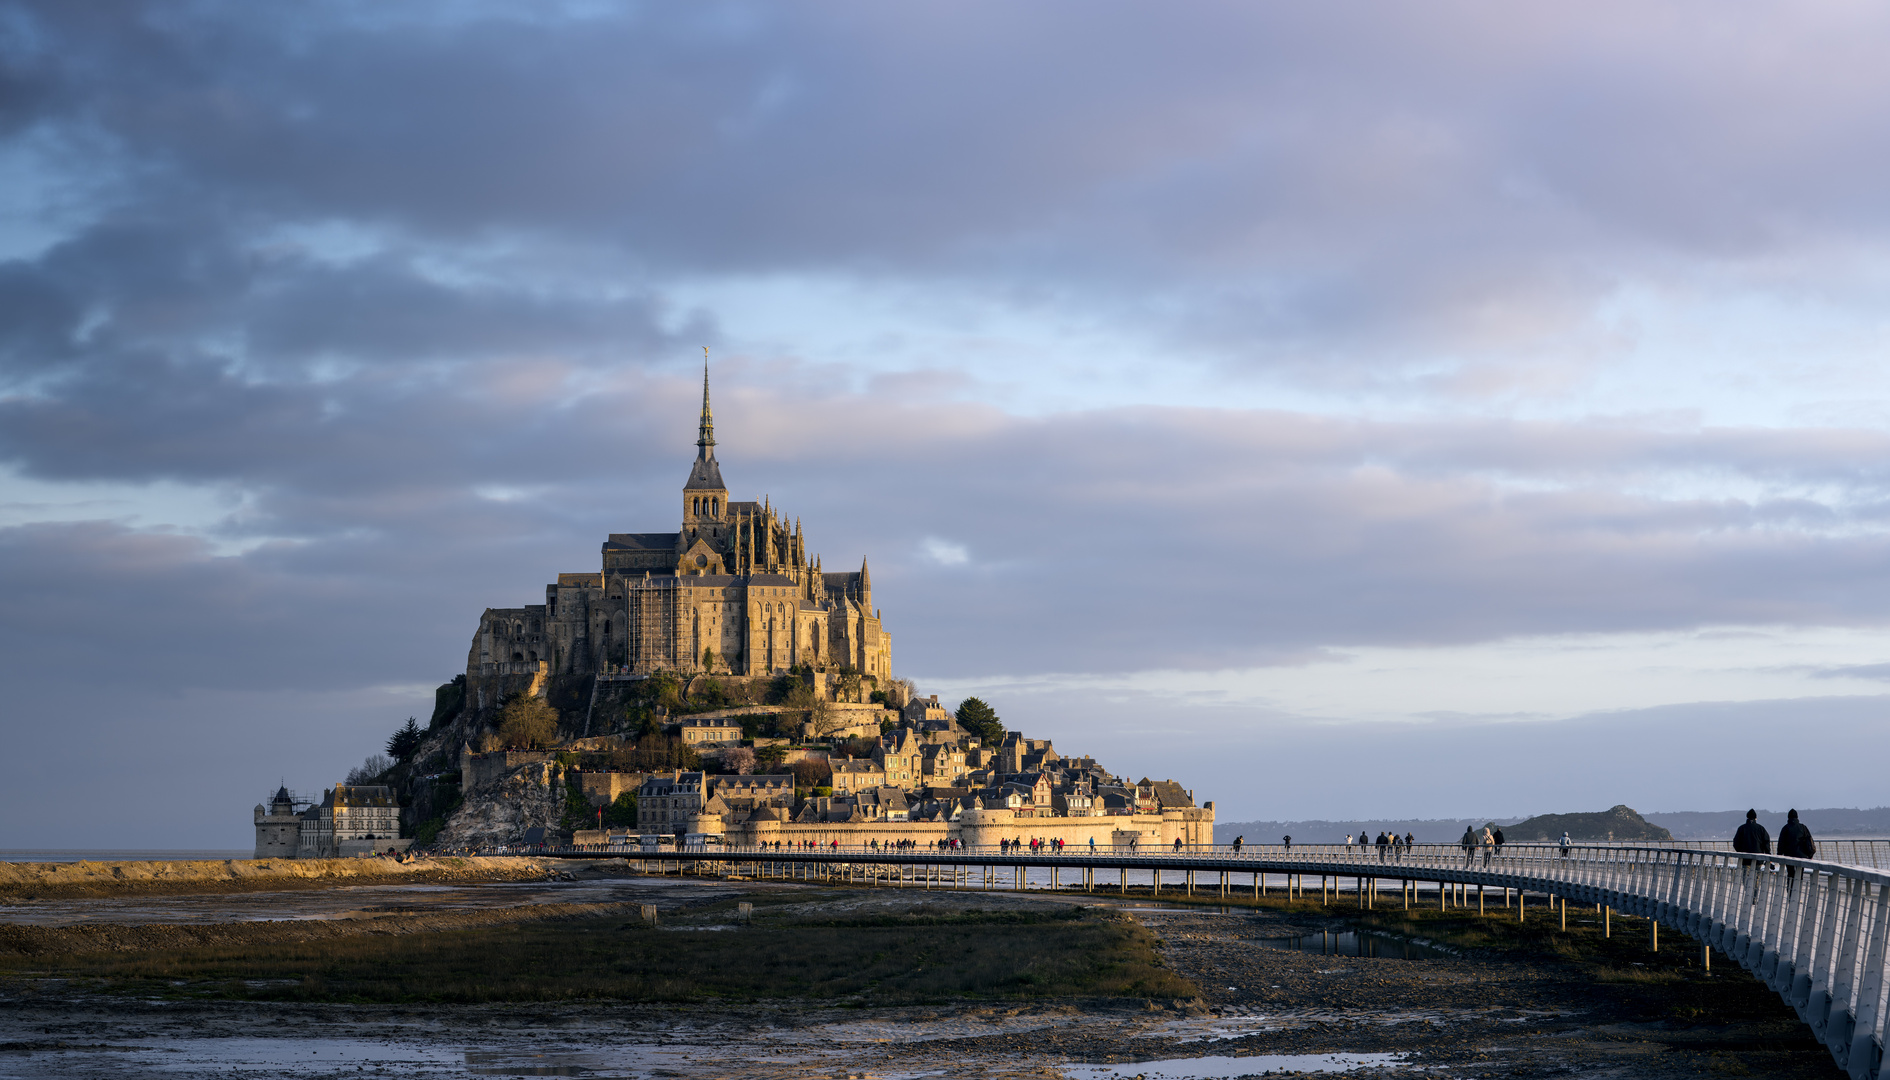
[1497,804,1673,843]
[436,761,571,847]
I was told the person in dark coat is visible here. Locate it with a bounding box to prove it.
[1733,809,1771,866]
[1777,809,1816,888]
[1733,809,1770,903]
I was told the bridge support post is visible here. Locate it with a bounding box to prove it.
[1153,869,1159,895]
[1121,868,1127,894]
[1703,942,1711,971]
[1560,897,1566,931]
[1519,891,1526,922]
[1651,919,1658,952]
[1404,880,1410,910]
[1605,905,1611,937]
[1479,884,1485,916]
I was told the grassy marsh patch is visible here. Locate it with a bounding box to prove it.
[0,899,1196,1005]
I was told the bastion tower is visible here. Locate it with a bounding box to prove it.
[464,366,891,692]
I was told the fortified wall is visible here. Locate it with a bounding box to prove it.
[717,805,1215,850]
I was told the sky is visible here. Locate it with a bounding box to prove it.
[4,1,1890,848]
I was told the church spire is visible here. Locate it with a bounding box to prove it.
[682,348,726,501]
[696,348,715,459]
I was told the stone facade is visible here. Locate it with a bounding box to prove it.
[295,783,401,858]
[253,787,301,859]
[465,368,892,691]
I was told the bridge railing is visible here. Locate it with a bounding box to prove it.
[526,838,1890,870]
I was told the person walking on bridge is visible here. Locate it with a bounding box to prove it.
[1733,809,1771,866]
[1734,808,1771,902]
[1461,826,1477,867]
[1282,834,1292,850]
[1481,827,1495,867]
[1778,809,1816,890]
[1232,835,1243,853]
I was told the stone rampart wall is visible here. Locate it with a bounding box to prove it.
[579,771,647,807]
[719,806,1214,849]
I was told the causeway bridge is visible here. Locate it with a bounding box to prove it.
[479,839,1890,1078]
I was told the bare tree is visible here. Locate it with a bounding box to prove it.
[786,681,847,739]
[345,755,393,784]
[498,694,559,749]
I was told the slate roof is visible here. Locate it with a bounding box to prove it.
[605,533,681,552]
[685,456,725,490]
[1140,779,1194,809]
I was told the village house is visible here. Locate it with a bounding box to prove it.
[678,716,744,748]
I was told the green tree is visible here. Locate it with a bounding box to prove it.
[602,792,638,828]
[386,717,424,761]
[610,733,701,772]
[955,697,1004,745]
[558,781,595,833]
[498,694,559,750]
[638,672,684,710]
[693,677,730,710]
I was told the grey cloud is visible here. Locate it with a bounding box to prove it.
[11,376,1890,687]
[976,686,1890,825]
[1810,663,1890,683]
[12,2,1890,372]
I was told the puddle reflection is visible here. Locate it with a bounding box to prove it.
[1257,931,1452,961]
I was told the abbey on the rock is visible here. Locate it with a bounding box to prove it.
[466,369,891,686]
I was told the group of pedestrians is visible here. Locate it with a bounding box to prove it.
[1734,808,1818,894]
[1340,830,1418,860]
[1456,825,1508,866]
[997,836,1088,854]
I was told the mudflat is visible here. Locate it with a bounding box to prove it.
[0,861,1845,1078]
